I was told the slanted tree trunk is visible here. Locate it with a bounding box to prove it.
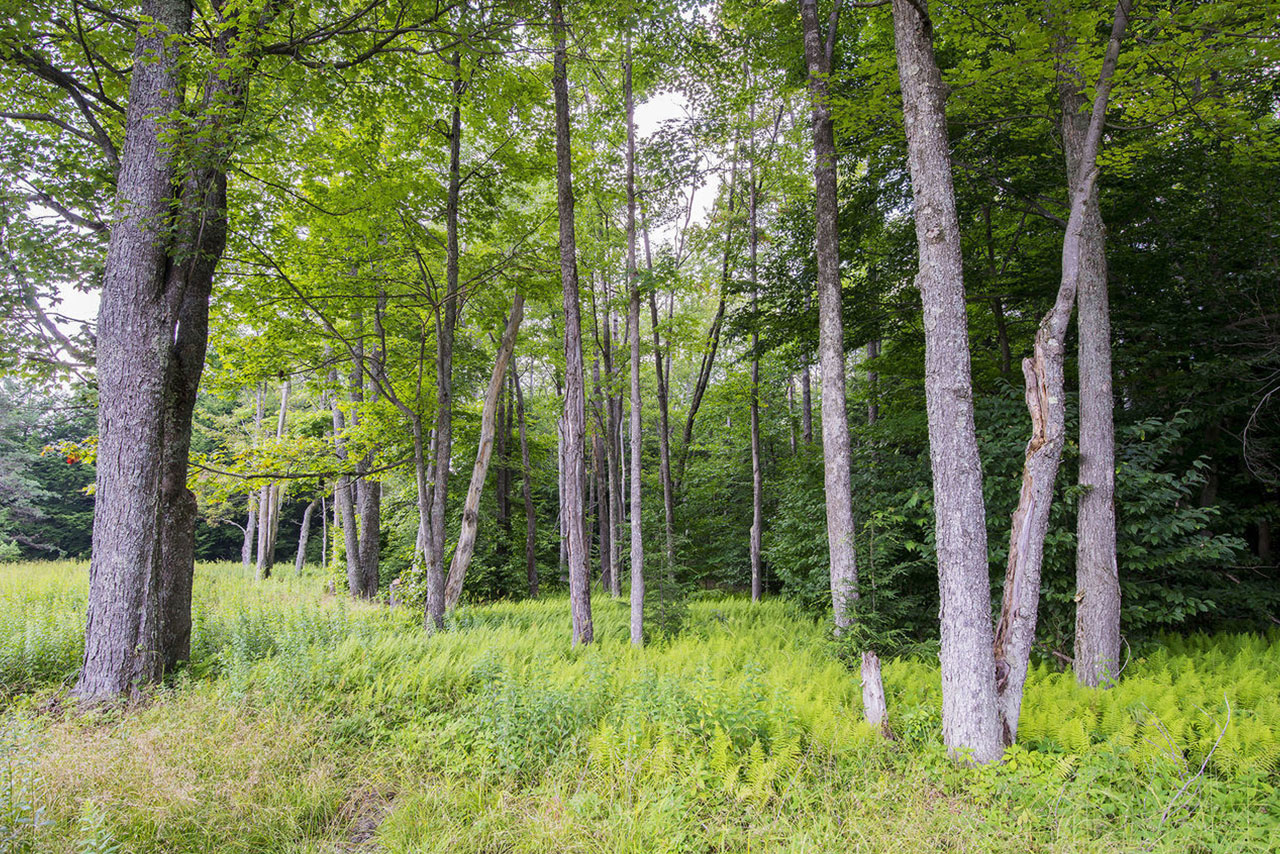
[514,362,539,598]
[891,0,1003,763]
[1058,5,1122,689]
[295,498,318,575]
[995,0,1131,739]
[800,0,857,631]
[444,298,525,607]
[552,0,592,645]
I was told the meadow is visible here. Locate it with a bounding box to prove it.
[0,561,1276,853]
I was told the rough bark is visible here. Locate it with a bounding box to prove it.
[994,0,1130,739]
[1058,6,1122,689]
[425,55,465,629]
[515,363,539,598]
[891,0,1004,763]
[625,39,644,644]
[552,0,592,645]
[444,297,525,608]
[801,0,858,632]
[76,0,193,701]
[295,498,318,575]
[748,137,763,603]
[861,651,891,737]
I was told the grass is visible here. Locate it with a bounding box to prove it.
[0,560,1276,852]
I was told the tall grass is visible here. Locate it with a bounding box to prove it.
[0,561,1275,852]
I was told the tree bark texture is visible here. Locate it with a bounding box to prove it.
[1057,6,1122,689]
[749,141,763,603]
[78,0,193,700]
[625,40,645,644]
[295,498,318,575]
[800,0,858,632]
[515,363,539,598]
[891,0,1004,763]
[994,0,1130,740]
[444,297,525,608]
[552,0,592,645]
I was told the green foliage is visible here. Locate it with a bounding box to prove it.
[1,563,1278,852]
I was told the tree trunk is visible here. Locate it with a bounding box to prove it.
[241,493,257,569]
[861,651,890,736]
[257,380,289,580]
[891,0,1003,763]
[801,362,813,444]
[76,0,193,701]
[295,498,318,574]
[800,0,857,631]
[995,0,1131,737]
[425,55,465,629]
[591,354,613,594]
[330,367,364,598]
[625,39,645,644]
[444,297,525,607]
[1058,8,1122,689]
[748,131,763,603]
[552,0,592,645]
[515,363,539,598]
[644,237,677,583]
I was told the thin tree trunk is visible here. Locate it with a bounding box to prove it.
[625,38,645,644]
[995,0,1131,738]
[241,387,263,569]
[257,380,289,580]
[801,362,813,443]
[425,54,465,629]
[1059,6,1122,688]
[748,125,763,603]
[321,491,327,569]
[891,0,1003,763]
[295,498,317,574]
[591,354,613,594]
[515,362,539,598]
[444,297,525,607]
[643,227,677,581]
[330,366,363,598]
[553,0,592,645]
[800,0,857,631]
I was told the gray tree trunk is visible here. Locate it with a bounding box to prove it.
[76,0,193,701]
[800,0,858,631]
[995,0,1131,739]
[330,367,364,598]
[257,380,289,580]
[801,362,813,444]
[748,135,763,603]
[295,498,318,575]
[1058,9,1122,689]
[625,39,645,645]
[514,363,539,598]
[241,387,262,570]
[861,651,890,737]
[891,0,1004,764]
[444,297,525,607]
[552,0,593,645]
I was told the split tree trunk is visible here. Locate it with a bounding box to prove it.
[891,0,1004,763]
[800,0,858,631]
[444,297,525,608]
[552,0,592,645]
[994,0,1131,740]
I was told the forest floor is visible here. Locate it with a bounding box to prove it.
[0,562,1276,852]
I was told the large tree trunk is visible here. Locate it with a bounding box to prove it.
[444,297,525,607]
[800,0,858,632]
[514,363,539,598]
[76,0,193,701]
[1059,12,1122,689]
[295,498,318,575]
[995,0,1131,739]
[891,0,1003,763]
[552,0,592,645]
[625,39,645,644]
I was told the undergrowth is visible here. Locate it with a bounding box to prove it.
[0,561,1275,852]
